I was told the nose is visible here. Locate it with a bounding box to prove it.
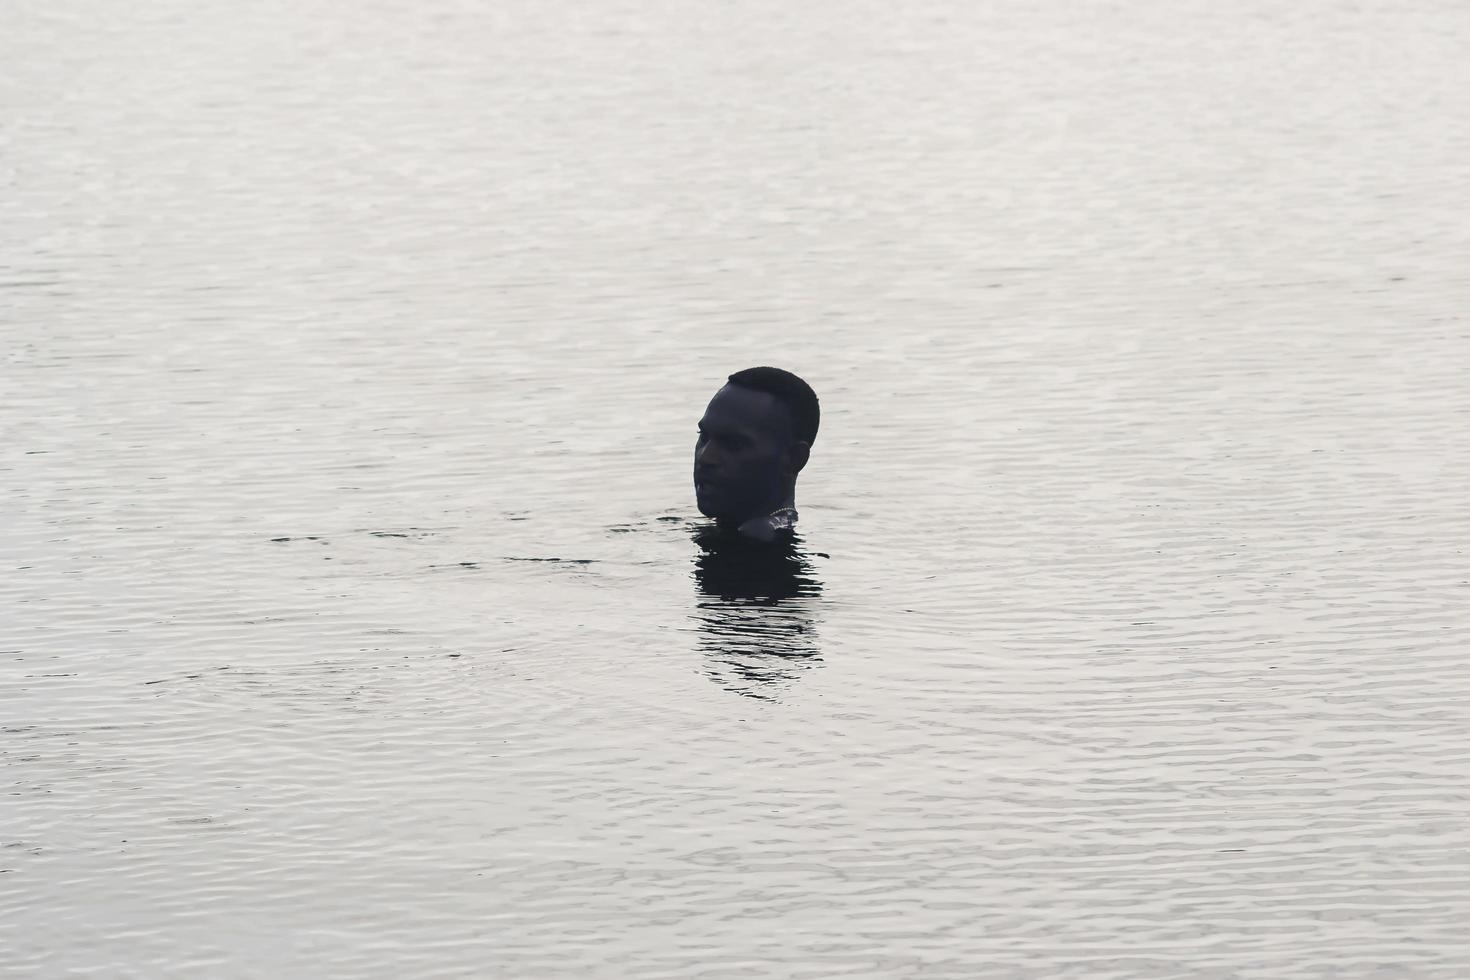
[696,439,721,469]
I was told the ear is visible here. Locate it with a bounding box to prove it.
[788,440,811,475]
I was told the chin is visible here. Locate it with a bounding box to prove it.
[695,494,740,523]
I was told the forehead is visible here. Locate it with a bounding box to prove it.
[700,384,790,435]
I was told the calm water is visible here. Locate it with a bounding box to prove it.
[4,0,1470,976]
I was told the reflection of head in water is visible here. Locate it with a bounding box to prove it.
[691,525,822,700]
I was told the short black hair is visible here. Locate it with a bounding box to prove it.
[727,366,820,446]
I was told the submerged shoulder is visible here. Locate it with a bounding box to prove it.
[736,509,797,543]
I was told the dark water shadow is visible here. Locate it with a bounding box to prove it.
[690,525,822,701]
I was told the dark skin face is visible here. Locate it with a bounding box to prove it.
[694,384,810,530]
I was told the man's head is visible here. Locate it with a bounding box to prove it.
[694,367,819,524]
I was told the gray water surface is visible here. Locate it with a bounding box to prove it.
[4,1,1470,977]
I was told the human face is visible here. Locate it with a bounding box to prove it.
[693,384,794,522]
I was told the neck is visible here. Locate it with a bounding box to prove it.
[715,487,797,534]
[756,483,797,520]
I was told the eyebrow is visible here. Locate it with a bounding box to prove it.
[698,419,753,438]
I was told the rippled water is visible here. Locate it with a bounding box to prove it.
[5,0,1470,976]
